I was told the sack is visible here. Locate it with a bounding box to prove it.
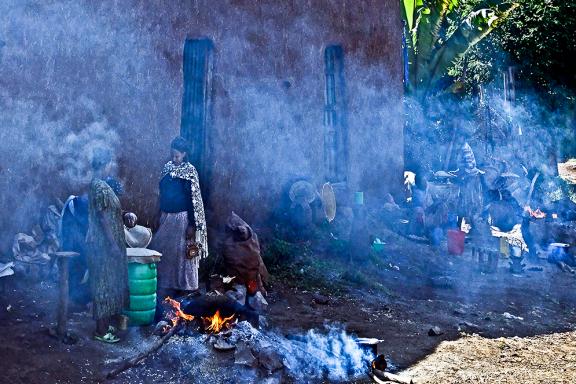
[124,225,153,248]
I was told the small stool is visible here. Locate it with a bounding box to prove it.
[53,252,79,342]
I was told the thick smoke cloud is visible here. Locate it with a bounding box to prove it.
[0,0,404,253]
[278,324,374,381]
[407,82,573,180]
[0,0,177,249]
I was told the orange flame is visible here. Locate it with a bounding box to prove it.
[164,296,194,327]
[202,310,235,333]
[526,206,546,219]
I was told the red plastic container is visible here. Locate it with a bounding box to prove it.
[447,229,465,255]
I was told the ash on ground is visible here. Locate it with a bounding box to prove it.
[111,321,372,384]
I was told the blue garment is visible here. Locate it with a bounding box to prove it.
[159,174,195,229]
[61,195,90,304]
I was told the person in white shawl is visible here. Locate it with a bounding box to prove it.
[150,137,209,315]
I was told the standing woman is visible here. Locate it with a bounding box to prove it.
[86,148,129,343]
[152,137,209,310]
[455,135,483,224]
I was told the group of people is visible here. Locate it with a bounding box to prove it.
[61,137,207,343]
[408,122,576,263]
[407,129,483,241]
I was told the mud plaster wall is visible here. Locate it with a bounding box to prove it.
[0,0,403,253]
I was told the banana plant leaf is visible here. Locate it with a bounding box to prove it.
[401,0,519,99]
[402,0,419,31]
[419,2,519,97]
[414,0,459,89]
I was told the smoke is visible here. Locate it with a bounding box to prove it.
[0,0,406,248]
[276,324,373,382]
[228,320,373,382]
[406,86,573,188]
[0,0,171,249]
[0,94,119,243]
[57,119,121,189]
[105,322,373,383]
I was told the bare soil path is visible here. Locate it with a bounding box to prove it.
[1,240,575,383]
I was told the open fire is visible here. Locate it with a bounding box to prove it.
[202,310,236,334]
[526,206,546,219]
[164,296,194,326]
[164,297,236,334]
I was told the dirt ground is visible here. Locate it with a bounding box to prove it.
[1,236,576,383]
[405,331,576,383]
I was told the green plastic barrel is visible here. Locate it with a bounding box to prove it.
[129,278,157,295]
[125,263,157,326]
[124,309,156,325]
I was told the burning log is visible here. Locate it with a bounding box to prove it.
[182,295,259,327]
[164,296,194,326]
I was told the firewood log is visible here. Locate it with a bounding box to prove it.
[105,322,180,379]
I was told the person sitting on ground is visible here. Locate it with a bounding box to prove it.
[409,172,428,236]
[382,193,402,216]
[528,163,576,222]
[424,196,449,246]
[411,172,428,208]
[222,212,269,297]
[485,190,523,233]
[523,161,576,258]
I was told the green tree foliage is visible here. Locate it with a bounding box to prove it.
[449,0,576,158]
[401,0,519,170]
[402,0,519,101]
[452,0,576,96]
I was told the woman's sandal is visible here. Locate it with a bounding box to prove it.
[94,332,120,344]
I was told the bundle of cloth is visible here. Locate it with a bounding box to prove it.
[222,212,269,295]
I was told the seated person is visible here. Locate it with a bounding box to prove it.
[409,173,428,236]
[424,197,449,245]
[485,190,523,232]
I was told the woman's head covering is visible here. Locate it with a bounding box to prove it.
[91,147,113,171]
[171,136,190,153]
[104,176,124,196]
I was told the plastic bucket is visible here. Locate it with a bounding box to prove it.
[447,229,465,255]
